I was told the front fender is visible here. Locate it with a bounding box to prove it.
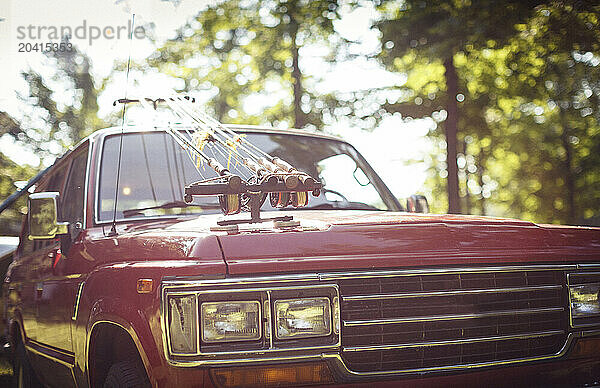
[87,310,156,387]
[72,259,226,387]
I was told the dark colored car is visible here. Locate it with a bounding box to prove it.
[4,125,600,387]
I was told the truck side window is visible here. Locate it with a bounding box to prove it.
[46,166,68,193]
[61,147,88,225]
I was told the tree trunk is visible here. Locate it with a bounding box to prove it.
[215,100,228,123]
[443,56,461,214]
[289,17,305,129]
[462,140,471,215]
[477,149,487,216]
[559,107,576,224]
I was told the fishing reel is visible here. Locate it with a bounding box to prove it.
[186,169,321,226]
[269,191,309,208]
[219,190,311,215]
[214,173,319,216]
[219,194,242,215]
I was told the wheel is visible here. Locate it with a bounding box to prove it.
[103,360,150,388]
[13,343,42,388]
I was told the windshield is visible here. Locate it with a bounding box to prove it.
[97,130,399,221]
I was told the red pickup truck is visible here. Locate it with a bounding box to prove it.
[4,125,600,387]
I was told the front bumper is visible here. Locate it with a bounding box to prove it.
[157,335,600,388]
[206,336,600,388]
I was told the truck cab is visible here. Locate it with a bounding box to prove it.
[4,125,600,387]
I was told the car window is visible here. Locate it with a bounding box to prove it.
[61,146,88,225]
[45,166,68,193]
[97,131,396,221]
[318,154,385,208]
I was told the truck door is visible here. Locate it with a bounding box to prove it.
[20,162,69,347]
[35,144,89,357]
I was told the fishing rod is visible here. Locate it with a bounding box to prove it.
[167,96,314,189]
[128,96,304,190]
[164,96,319,207]
[114,95,322,222]
[136,97,244,192]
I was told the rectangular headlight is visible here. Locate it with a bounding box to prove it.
[570,284,600,318]
[275,297,331,339]
[201,301,261,343]
[168,294,198,354]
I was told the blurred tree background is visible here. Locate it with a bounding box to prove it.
[374,0,600,224]
[147,0,342,129]
[0,42,106,234]
[1,0,599,235]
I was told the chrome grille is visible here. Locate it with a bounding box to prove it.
[339,270,569,373]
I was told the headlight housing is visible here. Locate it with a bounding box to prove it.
[275,297,331,339]
[167,294,198,354]
[570,284,600,318]
[568,272,600,328]
[201,301,261,343]
[162,284,340,359]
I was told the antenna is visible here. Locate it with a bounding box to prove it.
[107,13,135,237]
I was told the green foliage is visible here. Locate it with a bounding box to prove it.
[1,42,105,233]
[376,0,542,214]
[0,112,32,235]
[377,1,600,224]
[496,2,600,224]
[17,41,106,160]
[378,0,541,62]
[149,0,342,129]
[0,149,36,235]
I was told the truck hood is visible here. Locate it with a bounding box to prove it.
[86,211,600,276]
[156,210,600,275]
[170,210,600,275]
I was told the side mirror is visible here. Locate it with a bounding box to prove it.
[407,195,429,213]
[28,192,69,240]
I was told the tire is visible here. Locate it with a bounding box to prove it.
[13,343,42,388]
[103,360,150,388]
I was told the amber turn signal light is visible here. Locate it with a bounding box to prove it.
[209,362,334,388]
[136,279,153,294]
